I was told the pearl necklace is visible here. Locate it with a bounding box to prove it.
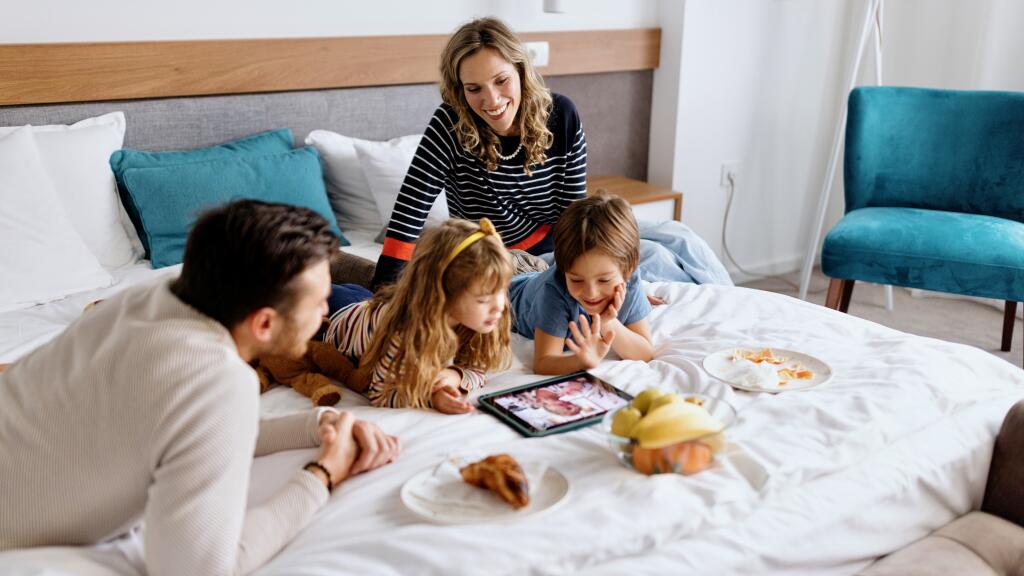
[494,141,523,161]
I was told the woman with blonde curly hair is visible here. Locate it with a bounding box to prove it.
[372,17,587,288]
[326,218,513,413]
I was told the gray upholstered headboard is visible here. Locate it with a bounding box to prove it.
[0,70,651,180]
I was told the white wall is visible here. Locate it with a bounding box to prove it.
[0,0,657,43]
[651,0,856,282]
[883,0,1024,91]
[650,0,1024,284]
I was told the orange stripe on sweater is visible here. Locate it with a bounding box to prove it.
[381,237,416,261]
[508,224,551,252]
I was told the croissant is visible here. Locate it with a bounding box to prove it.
[459,454,530,509]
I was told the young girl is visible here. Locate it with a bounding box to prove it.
[510,193,655,375]
[326,218,513,413]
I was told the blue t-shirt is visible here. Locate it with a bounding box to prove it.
[509,266,651,340]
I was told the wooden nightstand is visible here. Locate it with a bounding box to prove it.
[586,175,683,221]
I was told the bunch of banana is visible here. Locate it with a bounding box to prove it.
[611,388,723,449]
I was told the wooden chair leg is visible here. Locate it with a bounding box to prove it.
[839,280,854,312]
[1002,301,1017,352]
[825,279,843,310]
[825,279,855,312]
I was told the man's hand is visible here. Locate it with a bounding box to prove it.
[316,411,401,481]
[314,411,359,486]
[565,313,615,369]
[349,420,400,475]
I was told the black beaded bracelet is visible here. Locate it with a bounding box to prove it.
[304,461,333,493]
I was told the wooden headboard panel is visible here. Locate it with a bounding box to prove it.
[0,29,659,180]
[0,29,659,106]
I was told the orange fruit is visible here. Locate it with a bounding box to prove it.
[662,441,713,474]
[631,442,714,475]
[630,446,661,475]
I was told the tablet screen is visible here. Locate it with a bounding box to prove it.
[484,373,631,433]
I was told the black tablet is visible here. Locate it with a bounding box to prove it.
[477,371,632,437]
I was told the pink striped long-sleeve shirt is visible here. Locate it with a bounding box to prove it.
[323,301,485,407]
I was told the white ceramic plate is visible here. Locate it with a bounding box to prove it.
[400,461,570,524]
[703,347,833,393]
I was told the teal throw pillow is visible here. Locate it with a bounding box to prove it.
[119,146,346,268]
[110,129,296,257]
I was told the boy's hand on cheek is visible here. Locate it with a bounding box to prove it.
[565,313,615,369]
[599,283,626,326]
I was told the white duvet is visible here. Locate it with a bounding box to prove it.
[2,271,1022,576]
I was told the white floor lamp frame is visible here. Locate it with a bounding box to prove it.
[798,0,893,310]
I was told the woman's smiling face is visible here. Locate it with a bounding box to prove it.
[459,47,522,136]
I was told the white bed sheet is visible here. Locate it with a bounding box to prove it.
[0,261,179,363]
[2,278,1022,576]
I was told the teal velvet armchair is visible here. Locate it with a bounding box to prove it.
[821,87,1024,363]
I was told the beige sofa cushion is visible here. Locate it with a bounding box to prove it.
[861,511,1024,576]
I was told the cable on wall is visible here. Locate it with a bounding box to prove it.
[720,171,825,293]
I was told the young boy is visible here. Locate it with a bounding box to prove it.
[510,192,654,374]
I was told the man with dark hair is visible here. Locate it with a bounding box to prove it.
[0,200,400,575]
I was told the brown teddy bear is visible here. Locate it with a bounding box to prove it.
[255,340,354,407]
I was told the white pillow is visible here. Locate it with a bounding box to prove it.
[0,128,114,313]
[351,134,449,231]
[304,130,385,235]
[0,112,139,269]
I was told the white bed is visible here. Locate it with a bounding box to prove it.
[2,251,1022,575]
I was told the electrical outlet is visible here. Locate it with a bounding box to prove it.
[720,162,740,188]
[543,0,567,13]
[524,41,550,67]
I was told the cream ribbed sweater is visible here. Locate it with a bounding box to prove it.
[0,279,330,575]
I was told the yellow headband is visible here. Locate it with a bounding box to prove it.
[444,218,499,267]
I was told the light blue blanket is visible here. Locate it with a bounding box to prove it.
[636,219,733,285]
[539,219,732,286]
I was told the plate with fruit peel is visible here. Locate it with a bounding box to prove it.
[702,347,832,393]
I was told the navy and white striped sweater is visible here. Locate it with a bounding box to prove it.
[372,92,587,288]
